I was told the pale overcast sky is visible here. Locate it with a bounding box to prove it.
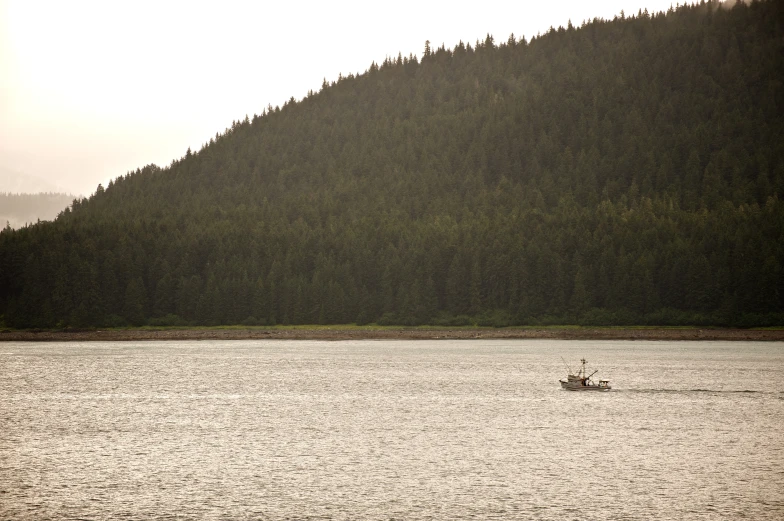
[2,0,679,196]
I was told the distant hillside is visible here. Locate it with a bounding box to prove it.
[1,0,782,329]
[0,167,67,194]
[0,193,75,230]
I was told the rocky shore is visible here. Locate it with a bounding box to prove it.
[2,327,782,342]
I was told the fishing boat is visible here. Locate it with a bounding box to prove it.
[559,358,611,391]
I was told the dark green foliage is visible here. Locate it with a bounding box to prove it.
[1,0,783,328]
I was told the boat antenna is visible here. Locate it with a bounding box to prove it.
[561,357,573,374]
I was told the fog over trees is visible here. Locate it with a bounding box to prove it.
[1,0,782,328]
[1,193,75,230]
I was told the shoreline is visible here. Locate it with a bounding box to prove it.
[2,326,783,342]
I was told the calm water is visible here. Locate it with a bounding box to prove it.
[1,339,782,520]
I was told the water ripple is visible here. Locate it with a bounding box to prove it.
[1,339,783,520]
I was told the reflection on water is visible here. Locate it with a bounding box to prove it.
[1,339,783,520]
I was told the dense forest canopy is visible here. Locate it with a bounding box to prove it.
[1,0,782,328]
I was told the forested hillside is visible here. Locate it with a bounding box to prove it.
[1,0,782,328]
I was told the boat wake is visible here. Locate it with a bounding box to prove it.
[621,388,773,394]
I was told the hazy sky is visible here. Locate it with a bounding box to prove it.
[2,0,679,196]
